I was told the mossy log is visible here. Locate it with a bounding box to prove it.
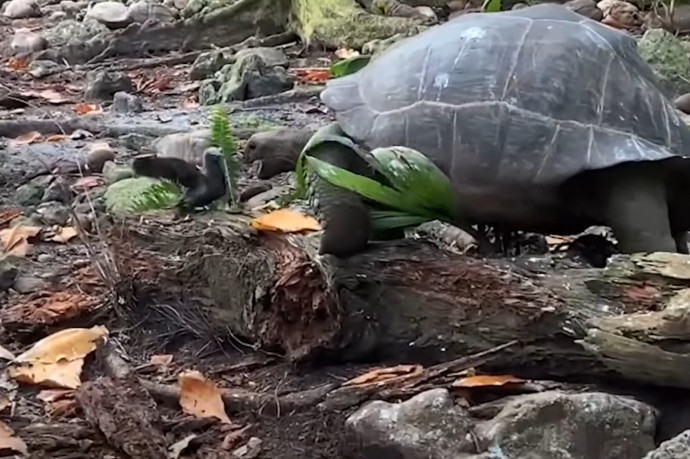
[110,213,690,390]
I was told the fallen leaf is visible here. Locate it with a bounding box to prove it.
[168,434,197,459]
[9,359,84,389]
[343,365,424,388]
[0,420,27,455]
[14,325,109,364]
[291,68,331,84]
[72,103,102,115]
[451,374,525,388]
[335,48,360,59]
[150,354,173,368]
[250,209,321,233]
[221,425,250,450]
[0,344,16,361]
[37,389,75,403]
[11,131,42,145]
[50,226,78,243]
[0,225,41,257]
[0,210,20,227]
[37,89,70,104]
[5,56,30,71]
[178,370,231,424]
[46,134,68,142]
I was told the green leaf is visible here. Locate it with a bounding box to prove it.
[209,105,239,206]
[370,209,434,231]
[482,0,501,13]
[330,55,372,79]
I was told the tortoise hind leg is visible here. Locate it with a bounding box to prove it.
[306,142,373,257]
[602,166,676,254]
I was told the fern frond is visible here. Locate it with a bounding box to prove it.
[129,180,182,213]
[209,105,240,205]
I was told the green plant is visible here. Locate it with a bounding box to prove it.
[482,0,502,13]
[128,180,183,214]
[330,55,372,78]
[209,105,240,206]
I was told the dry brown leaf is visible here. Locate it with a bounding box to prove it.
[343,365,424,388]
[178,370,231,424]
[37,89,69,104]
[9,359,84,389]
[150,354,173,368]
[451,374,525,388]
[0,225,41,257]
[46,134,68,142]
[0,420,27,455]
[291,68,331,84]
[71,176,100,191]
[15,325,108,364]
[5,56,30,71]
[50,226,78,243]
[0,209,20,227]
[11,131,42,145]
[72,103,102,115]
[0,344,16,361]
[250,209,321,233]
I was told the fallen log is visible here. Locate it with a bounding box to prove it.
[109,212,690,389]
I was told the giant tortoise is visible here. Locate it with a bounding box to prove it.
[250,4,690,257]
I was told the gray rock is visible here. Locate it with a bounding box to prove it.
[43,19,108,47]
[14,183,45,206]
[84,70,134,101]
[11,30,48,54]
[154,129,210,165]
[49,10,67,20]
[60,0,80,13]
[232,437,262,458]
[189,49,232,80]
[198,78,220,105]
[638,28,690,96]
[102,160,134,184]
[0,260,18,292]
[3,0,41,18]
[213,48,294,103]
[84,0,131,28]
[36,253,52,263]
[111,91,143,113]
[13,275,48,294]
[347,389,658,459]
[643,429,690,459]
[37,202,70,226]
[118,132,153,151]
[87,141,116,172]
[29,60,62,78]
[234,47,289,68]
[42,179,72,203]
[126,0,174,23]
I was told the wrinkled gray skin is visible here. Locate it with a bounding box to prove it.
[306,3,690,257]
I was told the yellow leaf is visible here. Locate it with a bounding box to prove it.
[0,420,27,456]
[178,370,231,424]
[46,134,68,142]
[0,225,41,257]
[0,344,15,361]
[11,131,42,145]
[37,389,74,403]
[250,209,321,233]
[72,103,102,115]
[14,325,109,364]
[150,354,173,368]
[451,374,525,388]
[343,365,424,388]
[0,395,10,413]
[50,227,78,243]
[9,359,84,389]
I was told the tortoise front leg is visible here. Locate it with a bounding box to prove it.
[602,167,676,254]
[306,142,373,257]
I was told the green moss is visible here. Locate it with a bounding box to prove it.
[637,28,690,96]
[291,0,427,49]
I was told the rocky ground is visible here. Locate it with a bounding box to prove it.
[3,0,690,458]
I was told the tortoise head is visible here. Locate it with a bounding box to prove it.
[244,128,316,179]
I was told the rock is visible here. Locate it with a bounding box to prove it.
[214,48,294,103]
[102,161,134,184]
[118,133,153,151]
[347,389,657,459]
[43,19,109,47]
[232,437,262,458]
[198,79,220,105]
[13,275,48,294]
[413,6,437,21]
[87,141,116,173]
[189,49,233,80]
[43,178,72,203]
[564,0,602,20]
[0,260,18,292]
[84,1,131,28]
[637,28,690,96]
[234,47,289,68]
[111,91,144,113]
[60,0,80,14]
[14,183,45,206]
[69,212,93,232]
[10,29,48,54]
[36,202,70,226]
[49,10,67,21]
[28,60,62,78]
[674,92,690,114]
[84,70,134,101]
[36,253,52,263]
[3,0,41,18]
[154,129,210,165]
[126,1,174,23]
[643,429,690,459]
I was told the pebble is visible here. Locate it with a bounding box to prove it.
[87,141,117,173]
[112,91,144,113]
[13,275,48,294]
[10,29,48,54]
[3,0,41,18]
[84,1,131,28]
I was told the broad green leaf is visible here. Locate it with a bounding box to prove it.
[482,0,501,13]
[330,55,372,78]
[371,146,455,217]
[370,210,434,231]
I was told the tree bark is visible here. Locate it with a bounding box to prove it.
[109,213,690,390]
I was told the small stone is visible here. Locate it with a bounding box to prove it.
[84,1,131,28]
[42,178,72,203]
[29,60,62,79]
[3,0,41,18]
[14,183,45,206]
[69,212,93,232]
[127,1,174,23]
[60,0,80,13]
[0,260,18,292]
[643,429,690,459]
[413,6,437,21]
[37,202,70,226]
[49,10,67,21]
[84,70,134,101]
[11,29,48,54]
[103,160,135,184]
[232,437,262,458]
[13,275,48,294]
[87,141,116,173]
[154,129,211,165]
[111,91,144,113]
[36,253,52,263]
